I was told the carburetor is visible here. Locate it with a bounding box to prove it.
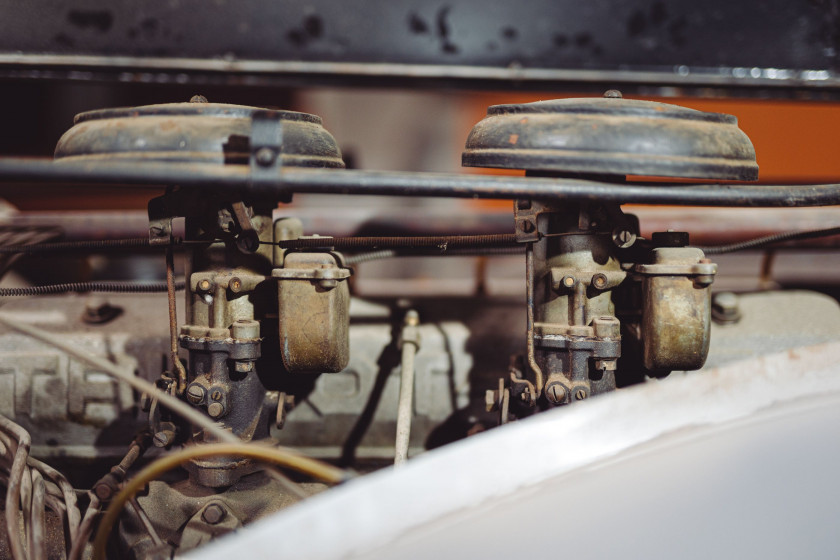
[54,98,351,556]
[465,90,758,416]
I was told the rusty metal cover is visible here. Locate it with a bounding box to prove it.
[462,95,758,181]
[54,102,344,168]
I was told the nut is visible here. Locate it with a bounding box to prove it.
[202,503,226,525]
[591,273,608,290]
[234,361,254,373]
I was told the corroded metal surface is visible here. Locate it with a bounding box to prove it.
[54,102,345,169]
[462,94,758,180]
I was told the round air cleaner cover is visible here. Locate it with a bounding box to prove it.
[462,95,758,181]
[55,102,344,168]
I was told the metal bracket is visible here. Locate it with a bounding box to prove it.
[513,199,540,243]
[250,110,286,198]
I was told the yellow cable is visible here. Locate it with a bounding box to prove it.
[91,443,351,560]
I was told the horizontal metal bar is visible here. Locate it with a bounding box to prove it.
[1,55,837,92]
[1,158,840,207]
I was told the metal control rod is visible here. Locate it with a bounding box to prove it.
[2,159,840,206]
[395,311,420,467]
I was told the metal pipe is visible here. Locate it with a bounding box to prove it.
[526,244,545,398]
[395,311,420,467]
[2,158,840,207]
[166,246,187,394]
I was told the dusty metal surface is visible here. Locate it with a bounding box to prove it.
[120,473,325,559]
[275,252,350,374]
[636,247,715,372]
[463,93,758,180]
[54,101,345,169]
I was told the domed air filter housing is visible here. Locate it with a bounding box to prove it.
[55,101,344,169]
[462,93,758,181]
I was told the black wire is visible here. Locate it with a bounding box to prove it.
[344,246,524,265]
[0,238,156,254]
[0,281,186,297]
[701,226,840,254]
[270,234,518,250]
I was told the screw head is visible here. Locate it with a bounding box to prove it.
[575,389,588,401]
[545,383,567,404]
[255,147,277,167]
[518,220,536,234]
[202,503,226,525]
[229,277,243,293]
[198,279,212,292]
[186,384,205,404]
[190,94,209,103]
[207,402,224,418]
[210,390,222,402]
[153,430,174,448]
[562,275,576,289]
[603,89,623,98]
[149,226,165,237]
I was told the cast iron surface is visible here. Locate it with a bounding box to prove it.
[462,95,758,180]
[0,0,838,95]
[54,102,345,168]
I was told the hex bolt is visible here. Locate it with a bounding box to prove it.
[207,402,225,418]
[712,291,742,324]
[186,384,206,405]
[255,147,277,167]
[591,273,608,290]
[202,504,226,525]
[574,389,588,401]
